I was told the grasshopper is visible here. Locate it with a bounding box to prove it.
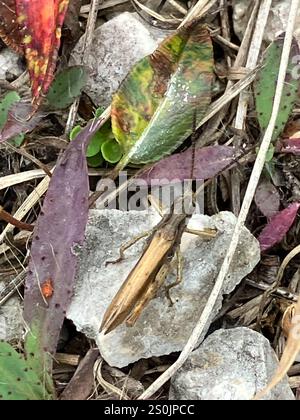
[100,107,213,334]
[99,144,252,334]
[100,195,216,334]
[99,118,252,334]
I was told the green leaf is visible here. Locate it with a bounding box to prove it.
[69,125,82,141]
[86,125,112,157]
[87,152,104,167]
[0,91,20,128]
[254,35,300,142]
[70,120,114,159]
[0,341,53,400]
[46,66,87,110]
[24,325,54,397]
[10,134,25,147]
[111,22,213,165]
[256,144,275,163]
[101,138,123,163]
[94,107,105,118]
[0,91,25,146]
[265,144,275,162]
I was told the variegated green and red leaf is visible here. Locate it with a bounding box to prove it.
[111,22,214,165]
[15,0,69,107]
[0,0,69,109]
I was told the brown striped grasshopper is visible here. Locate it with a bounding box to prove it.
[99,121,252,334]
[99,142,253,334]
[100,108,218,334]
[100,192,216,334]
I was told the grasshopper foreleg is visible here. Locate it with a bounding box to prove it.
[165,249,184,305]
[105,231,151,266]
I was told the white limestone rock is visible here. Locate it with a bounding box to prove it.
[69,12,172,107]
[233,0,300,43]
[169,327,295,400]
[0,48,24,79]
[67,209,260,367]
[0,294,23,341]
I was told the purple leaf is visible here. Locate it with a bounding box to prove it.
[0,102,45,142]
[255,179,280,218]
[24,117,104,355]
[139,146,237,185]
[258,203,300,252]
[279,138,300,155]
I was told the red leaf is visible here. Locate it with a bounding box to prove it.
[258,203,300,252]
[279,138,300,155]
[255,179,280,219]
[139,146,237,185]
[0,101,45,142]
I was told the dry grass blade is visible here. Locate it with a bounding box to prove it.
[80,0,129,14]
[66,0,101,133]
[0,173,51,243]
[0,270,26,306]
[2,141,52,178]
[139,0,299,400]
[231,0,272,214]
[132,0,180,23]
[254,243,300,399]
[0,167,115,190]
[166,0,187,15]
[0,230,31,256]
[0,169,47,190]
[94,359,130,400]
[179,0,218,28]
[55,353,81,367]
[197,68,257,129]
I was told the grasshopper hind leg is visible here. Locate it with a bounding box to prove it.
[105,231,151,266]
[126,263,171,327]
[127,251,184,326]
[163,229,215,304]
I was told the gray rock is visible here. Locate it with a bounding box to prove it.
[169,327,295,400]
[0,49,24,79]
[0,294,23,341]
[70,12,172,107]
[67,209,260,367]
[233,0,300,43]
